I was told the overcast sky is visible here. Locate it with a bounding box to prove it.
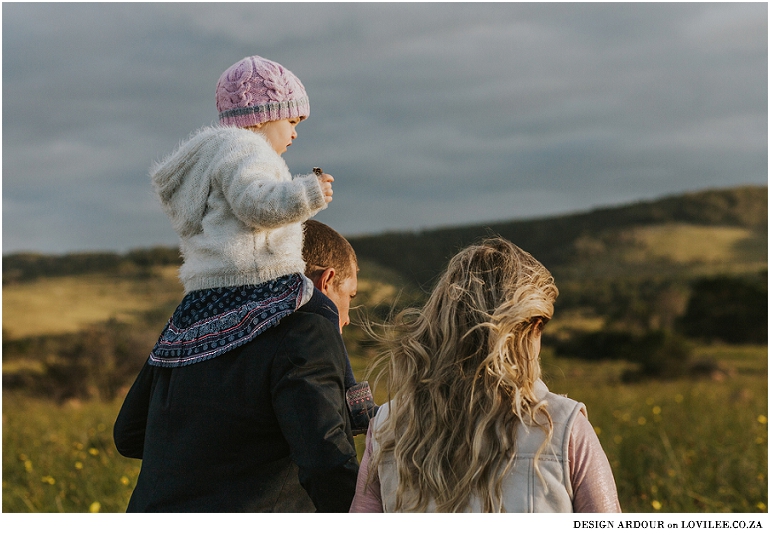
[3,2,767,255]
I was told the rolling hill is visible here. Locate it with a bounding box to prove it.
[3,185,766,340]
[347,185,767,289]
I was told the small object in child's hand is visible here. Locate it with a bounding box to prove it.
[313,167,323,176]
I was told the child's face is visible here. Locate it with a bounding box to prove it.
[255,118,301,155]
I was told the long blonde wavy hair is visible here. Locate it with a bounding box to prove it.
[368,237,559,512]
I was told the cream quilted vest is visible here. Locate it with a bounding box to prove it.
[371,379,585,512]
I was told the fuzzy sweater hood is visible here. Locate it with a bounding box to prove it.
[151,125,327,293]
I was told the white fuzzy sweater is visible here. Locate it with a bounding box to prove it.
[151,125,327,293]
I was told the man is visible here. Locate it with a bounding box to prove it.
[302,219,359,333]
[302,220,377,436]
[113,221,361,512]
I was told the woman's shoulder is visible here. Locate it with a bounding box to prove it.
[536,380,587,423]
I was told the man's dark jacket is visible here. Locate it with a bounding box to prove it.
[113,310,359,512]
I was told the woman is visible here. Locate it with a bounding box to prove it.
[350,237,621,512]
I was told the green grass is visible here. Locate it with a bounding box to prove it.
[2,395,141,512]
[3,344,766,513]
[541,345,768,513]
[626,224,762,264]
[2,185,765,513]
[2,266,183,339]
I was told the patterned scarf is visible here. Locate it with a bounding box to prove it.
[148,274,304,367]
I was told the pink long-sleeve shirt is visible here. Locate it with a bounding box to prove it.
[349,411,621,513]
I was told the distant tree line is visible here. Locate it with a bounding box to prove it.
[551,271,767,381]
[4,186,764,288]
[3,247,181,284]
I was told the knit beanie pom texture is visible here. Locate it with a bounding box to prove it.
[216,55,309,128]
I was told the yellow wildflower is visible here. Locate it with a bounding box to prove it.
[89,502,101,513]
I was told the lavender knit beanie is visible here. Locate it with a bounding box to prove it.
[216,55,309,128]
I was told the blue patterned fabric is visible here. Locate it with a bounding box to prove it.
[149,274,304,368]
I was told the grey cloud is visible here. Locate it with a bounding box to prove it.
[3,2,766,252]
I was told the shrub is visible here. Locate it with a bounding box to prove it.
[3,319,154,402]
[678,274,767,344]
[555,329,692,381]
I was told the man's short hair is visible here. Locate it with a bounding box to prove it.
[303,220,358,285]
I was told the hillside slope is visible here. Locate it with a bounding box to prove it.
[5,185,764,287]
[347,185,767,288]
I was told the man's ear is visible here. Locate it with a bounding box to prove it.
[317,267,336,293]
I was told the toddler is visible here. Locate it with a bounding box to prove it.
[148,55,373,432]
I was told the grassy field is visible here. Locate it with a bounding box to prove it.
[559,223,767,284]
[541,344,768,513]
[1,261,409,341]
[2,219,763,343]
[2,216,766,513]
[626,224,763,265]
[2,394,139,513]
[2,266,183,339]
[3,343,766,513]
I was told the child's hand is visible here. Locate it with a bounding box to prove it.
[317,173,334,204]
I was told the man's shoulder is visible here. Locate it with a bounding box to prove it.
[274,311,343,348]
[277,310,338,332]
[270,311,346,367]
